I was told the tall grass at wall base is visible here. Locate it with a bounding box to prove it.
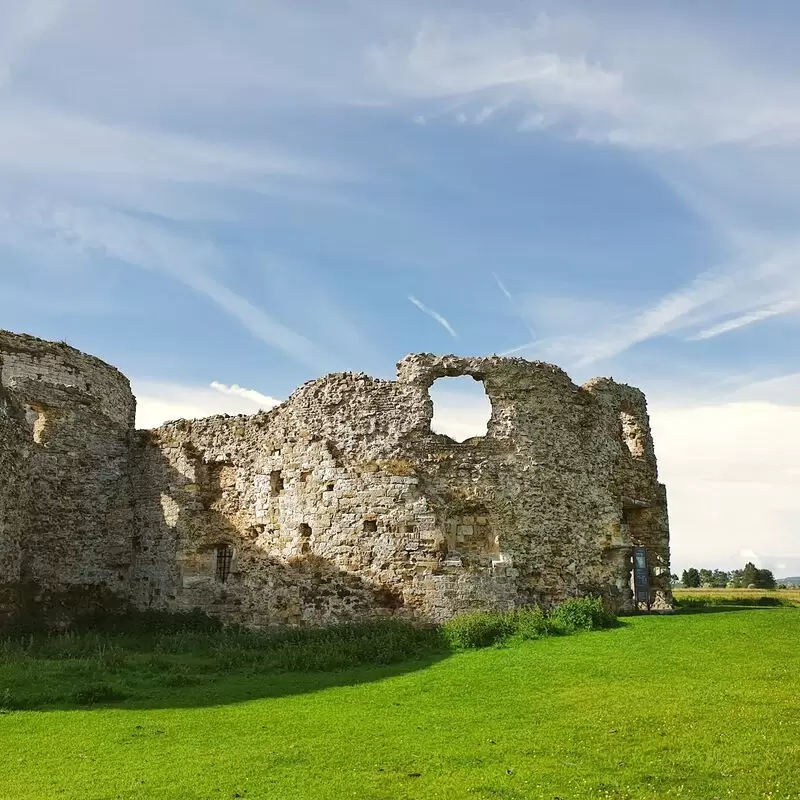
[0,598,618,710]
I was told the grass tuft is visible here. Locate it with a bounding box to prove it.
[548,596,618,633]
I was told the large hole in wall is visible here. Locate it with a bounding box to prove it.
[429,376,491,442]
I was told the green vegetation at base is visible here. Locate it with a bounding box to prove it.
[1,608,798,799]
[0,598,611,711]
[0,616,445,711]
[441,597,617,649]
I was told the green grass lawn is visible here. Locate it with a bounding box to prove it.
[2,609,799,799]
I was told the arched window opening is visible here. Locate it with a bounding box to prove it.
[215,544,233,583]
[429,376,492,442]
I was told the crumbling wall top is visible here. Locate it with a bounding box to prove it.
[0,330,135,429]
[395,353,577,391]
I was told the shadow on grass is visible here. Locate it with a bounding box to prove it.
[578,617,630,629]
[0,616,454,713]
[4,651,452,713]
[0,602,627,713]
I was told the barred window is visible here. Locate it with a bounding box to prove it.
[215,544,233,583]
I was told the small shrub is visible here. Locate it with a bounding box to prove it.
[513,607,550,640]
[442,611,517,649]
[549,597,616,634]
[443,600,616,649]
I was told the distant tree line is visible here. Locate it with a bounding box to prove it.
[675,562,776,590]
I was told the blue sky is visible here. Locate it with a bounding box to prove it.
[2,0,799,574]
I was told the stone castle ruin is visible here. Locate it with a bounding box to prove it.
[0,330,672,627]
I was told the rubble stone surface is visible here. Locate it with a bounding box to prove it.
[0,330,672,626]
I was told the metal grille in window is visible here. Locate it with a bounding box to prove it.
[215,544,233,583]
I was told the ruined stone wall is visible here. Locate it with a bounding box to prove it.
[130,374,444,626]
[133,354,671,626]
[0,331,671,627]
[581,377,671,610]
[0,332,136,620]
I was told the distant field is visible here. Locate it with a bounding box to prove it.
[2,609,800,799]
[673,587,800,606]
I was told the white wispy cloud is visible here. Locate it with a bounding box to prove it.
[504,260,797,368]
[368,10,800,150]
[0,104,330,186]
[30,204,337,371]
[492,272,536,340]
[500,188,800,368]
[210,381,280,408]
[368,8,800,357]
[408,294,458,338]
[573,271,735,366]
[0,1,377,375]
[6,1,798,365]
[0,3,350,226]
[690,300,800,341]
[368,18,622,123]
[0,0,66,90]
[134,380,281,429]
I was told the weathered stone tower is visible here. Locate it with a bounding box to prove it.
[0,332,136,619]
[0,331,672,627]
